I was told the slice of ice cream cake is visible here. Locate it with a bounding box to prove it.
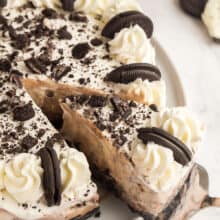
[0,73,99,220]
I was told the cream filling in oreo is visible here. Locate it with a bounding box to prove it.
[109,25,156,65]
[132,141,187,192]
[146,107,205,153]
[202,0,220,39]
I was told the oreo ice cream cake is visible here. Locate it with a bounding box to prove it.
[0,0,214,220]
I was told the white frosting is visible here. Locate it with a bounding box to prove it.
[74,0,112,15]
[147,107,205,153]
[202,0,220,39]
[117,79,166,108]
[55,147,91,199]
[109,25,156,65]
[3,0,27,8]
[31,0,61,8]
[132,141,185,192]
[4,0,61,8]
[4,153,43,203]
[103,0,142,22]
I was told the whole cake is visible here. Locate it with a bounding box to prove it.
[0,0,216,220]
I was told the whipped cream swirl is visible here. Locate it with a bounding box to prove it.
[202,0,220,39]
[3,0,61,8]
[117,79,166,108]
[146,107,205,153]
[109,25,155,65]
[132,141,185,192]
[4,154,43,203]
[103,0,142,22]
[55,147,91,199]
[74,0,112,15]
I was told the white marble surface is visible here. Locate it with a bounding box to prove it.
[140,0,220,219]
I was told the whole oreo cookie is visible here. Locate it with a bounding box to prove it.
[180,0,208,18]
[137,127,192,166]
[102,11,153,39]
[105,63,161,84]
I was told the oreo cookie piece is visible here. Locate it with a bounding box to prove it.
[61,0,75,11]
[102,11,153,39]
[149,104,158,112]
[52,64,71,81]
[72,43,91,59]
[105,63,161,84]
[13,103,35,122]
[69,12,88,23]
[25,57,47,74]
[88,96,108,107]
[137,127,192,166]
[13,34,30,50]
[0,59,11,72]
[38,147,61,206]
[180,0,207,18]
[21,135,38,151]
[57,26,72,40]
[0,0,7,8]
[42,8,58,19]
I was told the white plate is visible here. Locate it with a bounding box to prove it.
[90,40,187,220]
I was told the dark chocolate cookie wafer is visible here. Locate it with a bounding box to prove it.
[180,0,207,18]
[102,11,153,39]
[105,63,161,84]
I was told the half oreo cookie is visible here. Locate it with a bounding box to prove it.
[105,63,161,84]
[38,147,61,206]
[137,127,192,166]
[102,11,153,39]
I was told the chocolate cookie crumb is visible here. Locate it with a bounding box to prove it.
[0,59,11,72]
[57,26,72,40]
[13,103,35,122]
[21,135,38,151]
[72,43,90,59]
[90,38,103,47]
[42,8,58,19]
[69,12,88,23]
